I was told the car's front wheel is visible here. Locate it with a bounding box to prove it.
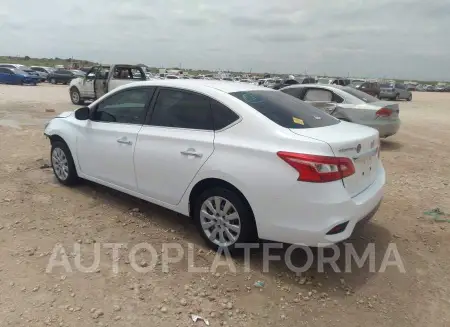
[407,94,412,101]
[193,187,256,252]
[70,87,84,105]
[50,78,57,84]
[50,141,79,185]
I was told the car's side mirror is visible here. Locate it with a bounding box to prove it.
[74,106,90,120]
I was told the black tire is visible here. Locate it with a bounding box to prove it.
[50,141,79,186]
[407,94,412,101]
[395,93,400,101]
[193,187,256,253]
[50,78,57,84]
[70,87,84,105]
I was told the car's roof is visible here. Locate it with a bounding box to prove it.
[281,83,345,91]
[119,79,267,93]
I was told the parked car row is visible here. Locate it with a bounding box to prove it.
[415,84,450,92]
[0,67,41,85]
[279,84,400,138]
[0,63,86,85]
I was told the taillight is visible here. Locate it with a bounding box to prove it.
[277,152,355,183]
[376,108,392,117]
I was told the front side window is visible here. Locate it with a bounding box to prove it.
[231,90,339,129]
[92,87,154,124]
[150,89,213,130]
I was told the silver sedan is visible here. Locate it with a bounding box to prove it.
[280,84,401,138]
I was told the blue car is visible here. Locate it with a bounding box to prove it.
[0,67,40,85]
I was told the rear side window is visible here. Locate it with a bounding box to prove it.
[58,70,71,75]
[230,90,339,129]
[150,89,213,130]
[211,100,239,130]
[304,89,333,101]
[342,87,379,103]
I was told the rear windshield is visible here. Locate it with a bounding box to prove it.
[230,90,340,129]
[341,87,379,103]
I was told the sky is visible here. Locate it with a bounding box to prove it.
[0,0,449,80]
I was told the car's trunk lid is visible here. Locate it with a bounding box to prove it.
[290,122,380,197]
[367,101,400,119]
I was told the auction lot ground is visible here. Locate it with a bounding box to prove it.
[0,84,449,326]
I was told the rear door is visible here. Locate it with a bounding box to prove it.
[134,88,215,205]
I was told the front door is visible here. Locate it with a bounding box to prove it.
[134,88,215,205]
[80,66,98,98]
[94,66,110,99]
[0,68,9,83]
[76,87,155,191]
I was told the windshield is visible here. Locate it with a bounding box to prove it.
[342,86,380,103]
[230,90,340,129]
[380,83,394,88]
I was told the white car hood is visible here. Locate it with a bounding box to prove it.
[55,111,74,118]
[70,77,84,86]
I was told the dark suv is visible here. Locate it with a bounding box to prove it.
[352,81,381,98]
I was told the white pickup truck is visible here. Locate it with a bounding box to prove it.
[69,64,147,105]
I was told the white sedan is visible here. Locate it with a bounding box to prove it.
[44,80,385,252]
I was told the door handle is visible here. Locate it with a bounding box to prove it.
[117,138,132,145]
[180,149,203,158]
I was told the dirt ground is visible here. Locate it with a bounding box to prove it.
[0,84,449,327]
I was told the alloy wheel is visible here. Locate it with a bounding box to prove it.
[52,147,69,181]
[71,91,80,103]
[199,196,241,247]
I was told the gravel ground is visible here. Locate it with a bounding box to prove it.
[0,84,449,327]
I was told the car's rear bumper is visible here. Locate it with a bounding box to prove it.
[254,164,385,247]
[365,120,400,138]
[380,90,396,97]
